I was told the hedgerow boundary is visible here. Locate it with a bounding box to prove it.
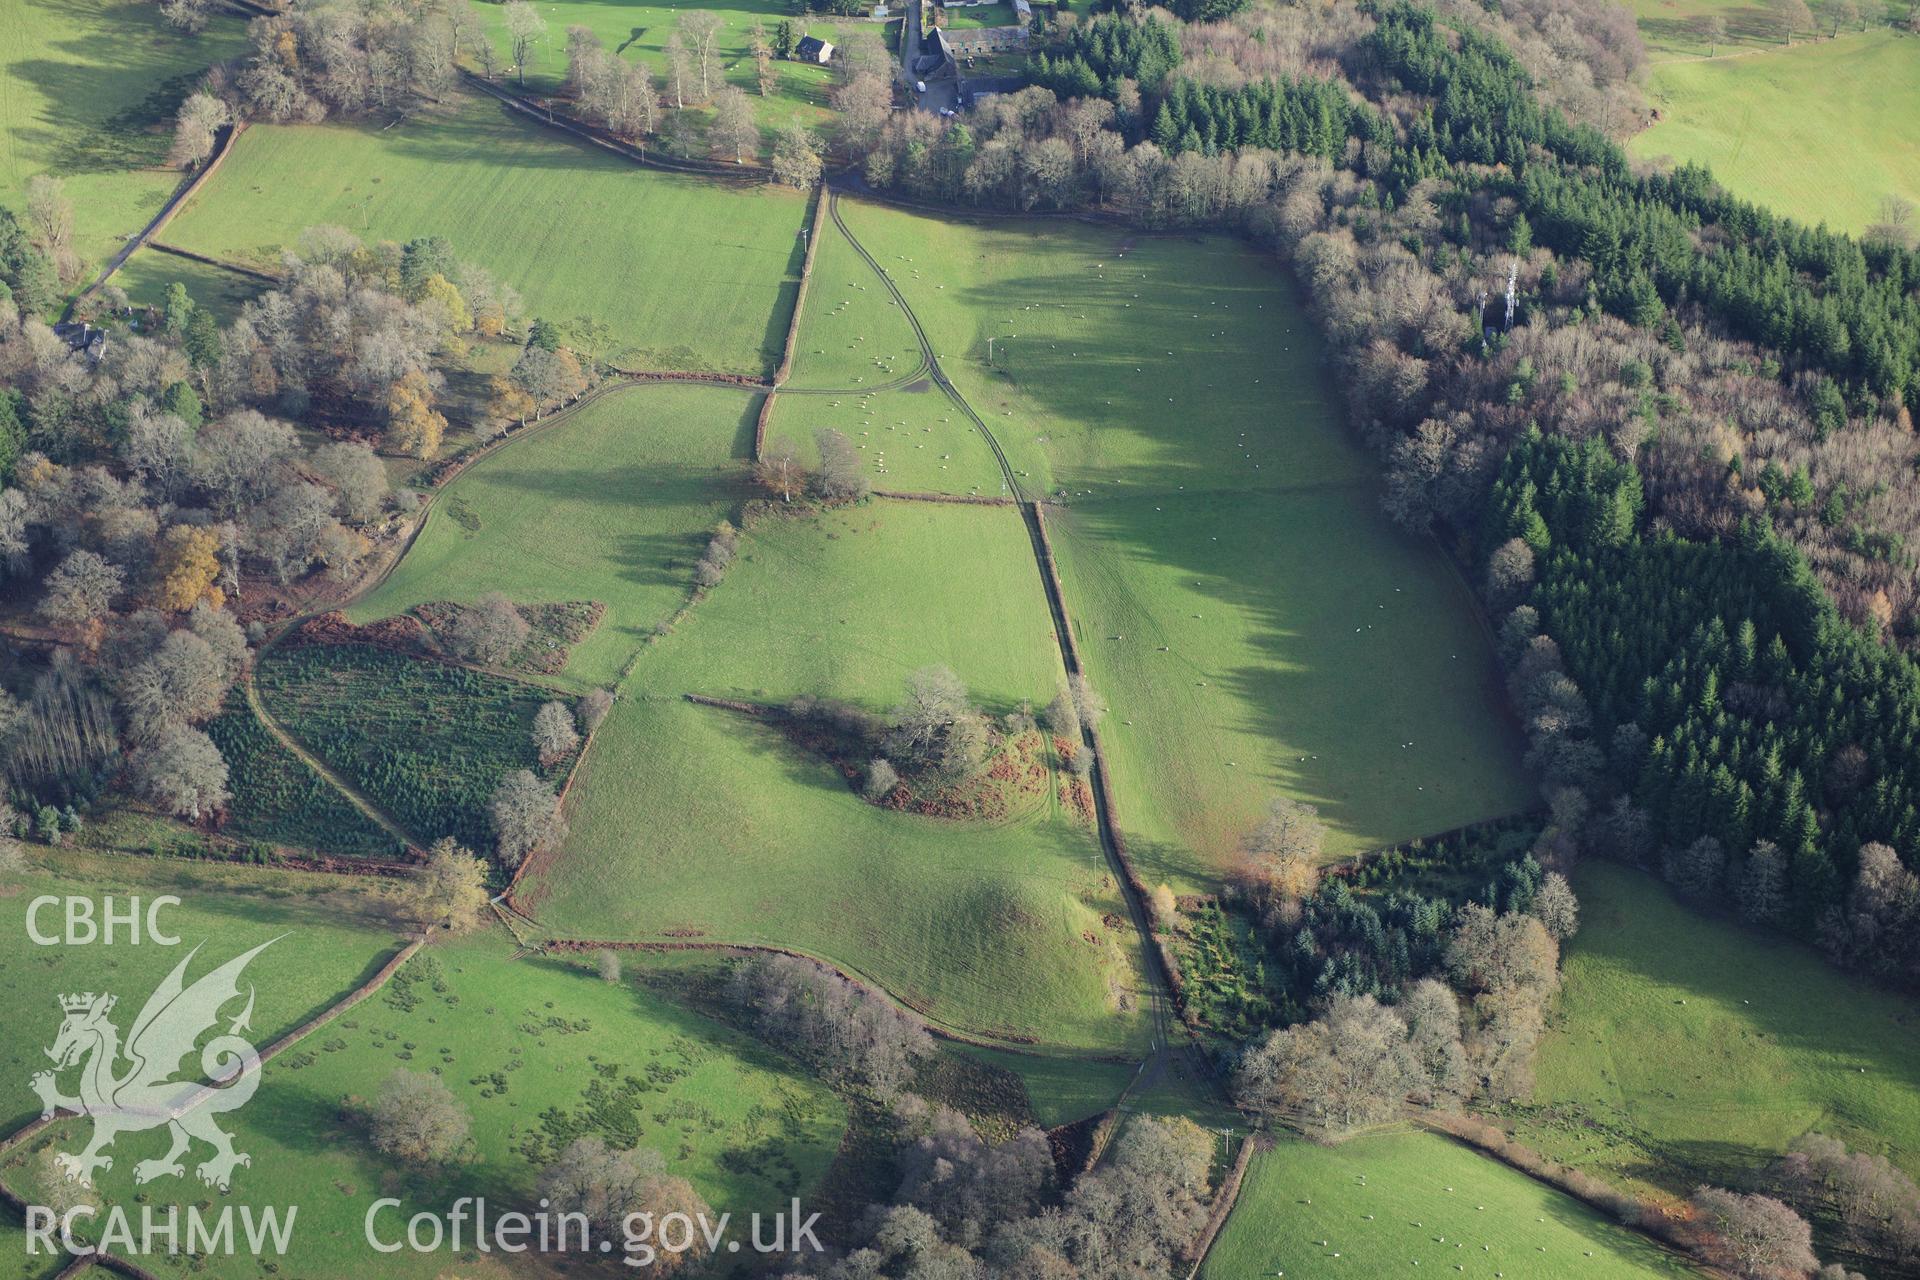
[64,121,250,321]
[753,184,830,462]
[0,936,424,1276]
[460,72,776,185]
[1413,1111,1718,1268]
[1182,1130,1263,1278]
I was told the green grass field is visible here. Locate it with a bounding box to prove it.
[1629,31,1920,234]
[518,497,1147,1052]
[473,0,839,138]
[2,935,845,1280]
[161,94,808,374]
[764,388,1012,496]
[351,384,756,689]
[0,1213,62,1280]
[823,198,1532,882]
[110,247,264,321]
[0,0,244,299]
[787,209,925,390]
[1201,1132,1696,1279]
[676,501,1065,708]
[938,2,1021,29]
[0,854,407,1134]
[1513,861,1920,1198]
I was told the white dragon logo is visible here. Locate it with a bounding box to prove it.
[29,938,278,1192]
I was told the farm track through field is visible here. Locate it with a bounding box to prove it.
[63,122,246,321]
[823,191,1223,1133]
[239,373,754,866]
[239,674,425,855]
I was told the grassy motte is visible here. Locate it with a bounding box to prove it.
[523,500,1149,1052]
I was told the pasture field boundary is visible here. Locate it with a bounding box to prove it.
[774,187,830,387]
[1183,1129,1263,1278]
[144,241,281,284]
[534,936,1140,1061]
[75,821,416,878]
[66,121,250,320]
[459,73,777,185]
[753,392,778,460]
[872,489,1018,506]
[1411,1111,1713,1266]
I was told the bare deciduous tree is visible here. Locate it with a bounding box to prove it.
[168,92,232,170]
[754,437,807,502]
[449,592,529,665]
[129,725,229,819]
[369,1069,470,1165]
[710,86,759,163]
[532,700,582,764]
[503,0,547,85]
[1690,1187,1818,1279]
[489,768,566,868]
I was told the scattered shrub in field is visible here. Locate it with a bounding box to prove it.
[400,837,492,932]
[863,758,900,800]
[1151,882,1178,925]
[490,768,566,869]
[449,592,530,665]
[532,700,581,765]
[369,1069,471,1166]
[577,688,614,734]
[597,950,622,983]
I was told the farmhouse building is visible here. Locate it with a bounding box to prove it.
[795,35,834,63]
